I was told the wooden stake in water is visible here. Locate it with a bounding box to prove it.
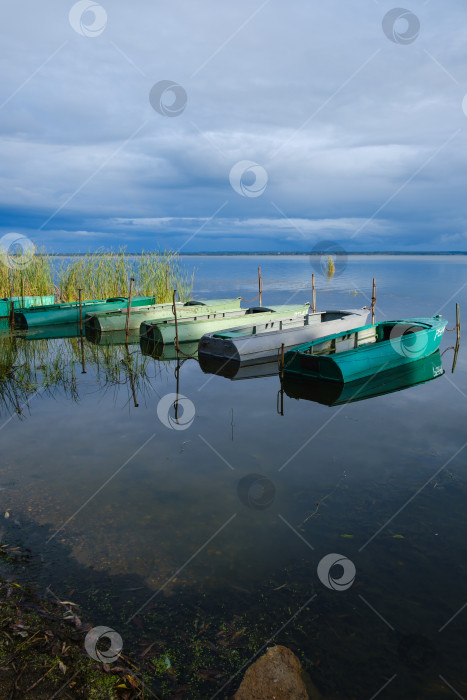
[172,289,180,352]
[312,273,316,313]
[456,302,461,342]
[125,277,135,337]
[280,343,285,381]
[258,267,262,307]
[371,278,376,325]
[166,263,170,297]
[78,288,83,334]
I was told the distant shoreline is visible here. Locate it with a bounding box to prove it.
[45,251,467,256]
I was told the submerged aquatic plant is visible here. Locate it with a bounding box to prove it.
[326,254,335,279]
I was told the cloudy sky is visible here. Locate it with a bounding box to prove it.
[1,0,466,252]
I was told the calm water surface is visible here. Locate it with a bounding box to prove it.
[1,255,466,699]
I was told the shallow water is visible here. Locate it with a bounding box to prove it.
[1,255,466,698]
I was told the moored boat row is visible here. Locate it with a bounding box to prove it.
[7,289,450,387]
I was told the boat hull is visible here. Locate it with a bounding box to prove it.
[198,309,369,365]
[85,298,242,332]
[284,350,444,405]
[142,305,311,345]
[284,317,448,382]
[14,296,156,328]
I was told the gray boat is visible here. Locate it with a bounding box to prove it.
[197,308,370,365]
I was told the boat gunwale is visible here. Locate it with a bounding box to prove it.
[285,317,446,359]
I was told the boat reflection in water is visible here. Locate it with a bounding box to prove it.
[198,354,279,381]
[140,336,199,361]
[85,327,141,347]
[18,323,83,341]
[283,350,445,407]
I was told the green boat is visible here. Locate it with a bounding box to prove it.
[284,316,448,383]
[85,298,242,333]
[142,304,311,345]
[14,296,157,329]
[0,295,55,318]
[284,350,444,405]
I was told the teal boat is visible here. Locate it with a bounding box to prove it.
[283,317,448,383]
[142,304,311,345]
[14,296,156,329]
[0,295,55,318]
[284,350,444,405]
[85,298,242,333]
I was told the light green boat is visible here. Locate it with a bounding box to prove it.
[85,298,242,333]
[14,296,157,329]
[142,304,311,345]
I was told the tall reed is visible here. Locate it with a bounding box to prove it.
[1,249,193,303]
[57,250,193,302]
[0,248,54,299]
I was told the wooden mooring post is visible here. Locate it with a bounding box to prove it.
[371,278,376,325]
[172,289,180,352]
[456,302,461,342]
[312,273,316,313]
[258,267,263,307]
[125,277,135,338]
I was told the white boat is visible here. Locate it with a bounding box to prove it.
[197,308,370,365]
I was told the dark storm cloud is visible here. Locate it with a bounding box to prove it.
[1,0,466,251]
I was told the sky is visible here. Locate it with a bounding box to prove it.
[1,0,467,253]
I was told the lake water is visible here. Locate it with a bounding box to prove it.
[1,255,466,699]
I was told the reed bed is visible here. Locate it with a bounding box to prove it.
[1,250,193,303]
[57,250,193,302]
[0,249,54,298]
